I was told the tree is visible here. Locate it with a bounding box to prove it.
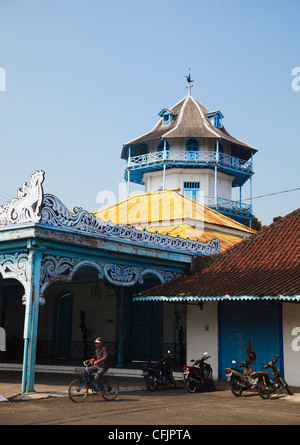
[251,217,263,231]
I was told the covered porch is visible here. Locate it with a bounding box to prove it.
[0,171,220,393]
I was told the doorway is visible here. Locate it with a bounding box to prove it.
[218,301,282,379]
[54,292,73,359]
[131,301,164,361]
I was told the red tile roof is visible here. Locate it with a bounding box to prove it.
[136,208,300,300]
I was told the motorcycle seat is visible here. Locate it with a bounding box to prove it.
[250,371,270,377]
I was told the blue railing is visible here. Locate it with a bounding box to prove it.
[205,197,252,217]
[126,150,252,174]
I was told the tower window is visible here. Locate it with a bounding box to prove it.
[157,140,170,152]
[206,111,224,128]
[163,114,169,124]
[183,181,200,202]
[185,138,199,159]
[158,108,176,126]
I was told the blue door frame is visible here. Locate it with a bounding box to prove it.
[218,301,284,379]
[54,292,73,359]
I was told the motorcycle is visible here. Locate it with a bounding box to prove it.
[250,355,293,399]
[183,352,215,393]
[224,352,258,397]
[141,350,176,391]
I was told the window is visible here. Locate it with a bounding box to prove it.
[158,108,175,126]
[183,181,200,202]
[206,111,224,128]
[185,138,199,159]
[157,140,170,152]
[163,114,169,124]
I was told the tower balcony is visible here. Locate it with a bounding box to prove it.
[204,197,253,225]
[125,150,253,187]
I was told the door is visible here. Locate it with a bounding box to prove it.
[219,301,282,379]
[54,292,73,359]
[132,301,164,361]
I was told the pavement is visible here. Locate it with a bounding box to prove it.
[0,365,149,401]
[1,364,300,403]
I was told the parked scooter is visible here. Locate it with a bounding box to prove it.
[250,355,293,399]
[141,350,176,391]
[224,352,257,397]
[183,352,215,393]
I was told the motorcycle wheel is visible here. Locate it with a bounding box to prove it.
[284,385,293,396]
[185,377,197,393]
[257,382,271,399]
[230,377,243,397]
[146,375,159,391]
[278,376,293,395]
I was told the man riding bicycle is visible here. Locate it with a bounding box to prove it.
[84,337,108,395]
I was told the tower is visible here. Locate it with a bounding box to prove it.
[121,75,257,226]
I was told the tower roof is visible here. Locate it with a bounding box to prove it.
[121,93,258,160]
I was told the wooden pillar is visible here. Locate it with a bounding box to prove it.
[21,246,43,393]
[214,139,219,206]
[116,286,125,368]
[163,139,167,191]
[127,146,131,197]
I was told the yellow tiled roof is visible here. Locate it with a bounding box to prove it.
[93,189,254,234]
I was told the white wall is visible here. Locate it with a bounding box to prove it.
[143,168,233,202]
[282,302,300,386]
[186,301,218,379]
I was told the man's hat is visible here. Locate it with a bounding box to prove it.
[94,337,102,343]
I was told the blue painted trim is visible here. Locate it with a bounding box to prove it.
[218,302,222,379]
[279,301,285,376]
[124,156,253,188]
[133,295,300,302]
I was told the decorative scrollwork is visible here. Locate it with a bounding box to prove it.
[0,171,221,256]
[39,255,180,293]
[0,170,44,225]
[40,256,82,290]
[40,193,220,255]
[0,253,30,303]
[103,263,140,286]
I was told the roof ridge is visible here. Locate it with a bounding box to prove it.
[163,95,190,137]
[190,96,220,138]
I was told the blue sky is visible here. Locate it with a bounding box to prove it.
[0,0,299,226]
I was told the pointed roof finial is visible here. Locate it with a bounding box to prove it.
[185,68,194,96]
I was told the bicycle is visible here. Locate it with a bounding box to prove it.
[69,361,119,403]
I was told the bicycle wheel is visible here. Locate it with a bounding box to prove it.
[69,378,89,403]
[102,377,119,401]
